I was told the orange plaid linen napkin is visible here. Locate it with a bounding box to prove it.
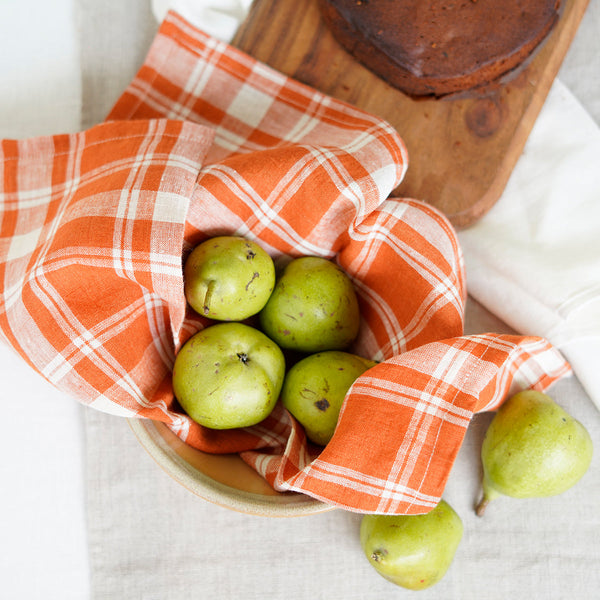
[0,11,571,514]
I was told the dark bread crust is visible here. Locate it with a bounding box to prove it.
[318,0,562,97]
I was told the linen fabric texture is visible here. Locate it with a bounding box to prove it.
[0,11,570,514]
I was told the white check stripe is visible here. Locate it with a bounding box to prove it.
[350,218,464,316]
[36,287,176,419]
[349,380,473,426]
[28,247,182,277]
[1,153,202,207]
[195,163,336,256]
[113,120,165,279]
[294,459,440,507]
[177,42,220,122]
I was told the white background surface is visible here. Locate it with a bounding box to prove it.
[1,1,599,598]
[0,1,88,597]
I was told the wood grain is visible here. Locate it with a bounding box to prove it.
[232,0,590,228]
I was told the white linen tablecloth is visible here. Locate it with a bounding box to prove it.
[1,1,599,599]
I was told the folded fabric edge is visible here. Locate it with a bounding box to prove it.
[115,9,410,191]
[551,338,600,411]
[461,255,598,409]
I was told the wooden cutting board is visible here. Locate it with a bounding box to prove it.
[232,0,590,228]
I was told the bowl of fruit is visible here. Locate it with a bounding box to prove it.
[128,231,594,589]
[130,234,375,517]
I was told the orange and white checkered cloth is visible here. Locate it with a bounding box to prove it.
[0,11,570,514]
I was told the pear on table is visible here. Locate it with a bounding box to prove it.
[360,500,463,590]
[476,389,593,515]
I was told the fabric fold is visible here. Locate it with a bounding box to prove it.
[243,333,569,514]
[0,118,214,416]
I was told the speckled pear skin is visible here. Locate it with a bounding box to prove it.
[259,256,360,353]
[172,322,286,429]
[184,236,275,321]
[360,500,463,590]
[476,390,593,515]
[280,350,376,446]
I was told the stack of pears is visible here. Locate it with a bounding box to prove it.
[174,235,372,435]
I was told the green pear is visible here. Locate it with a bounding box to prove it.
[280,350,376,446]
[476,389,593,515]
[360,500,463,590]
[172,322,285,429]
[259,256,360,353]
[184,236,275,321]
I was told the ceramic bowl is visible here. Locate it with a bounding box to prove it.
[129,418,333,517]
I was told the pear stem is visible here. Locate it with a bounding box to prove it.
[475,495,491,517]
[202,280,216,315]
[475,476,500,517]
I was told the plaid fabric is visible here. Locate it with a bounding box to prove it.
[0,11,571,513]
[250,334,569,513]
[0,118,214,420]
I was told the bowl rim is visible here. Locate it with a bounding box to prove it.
[128,417,335,517]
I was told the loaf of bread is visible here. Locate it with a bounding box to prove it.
[318,0,563,97]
